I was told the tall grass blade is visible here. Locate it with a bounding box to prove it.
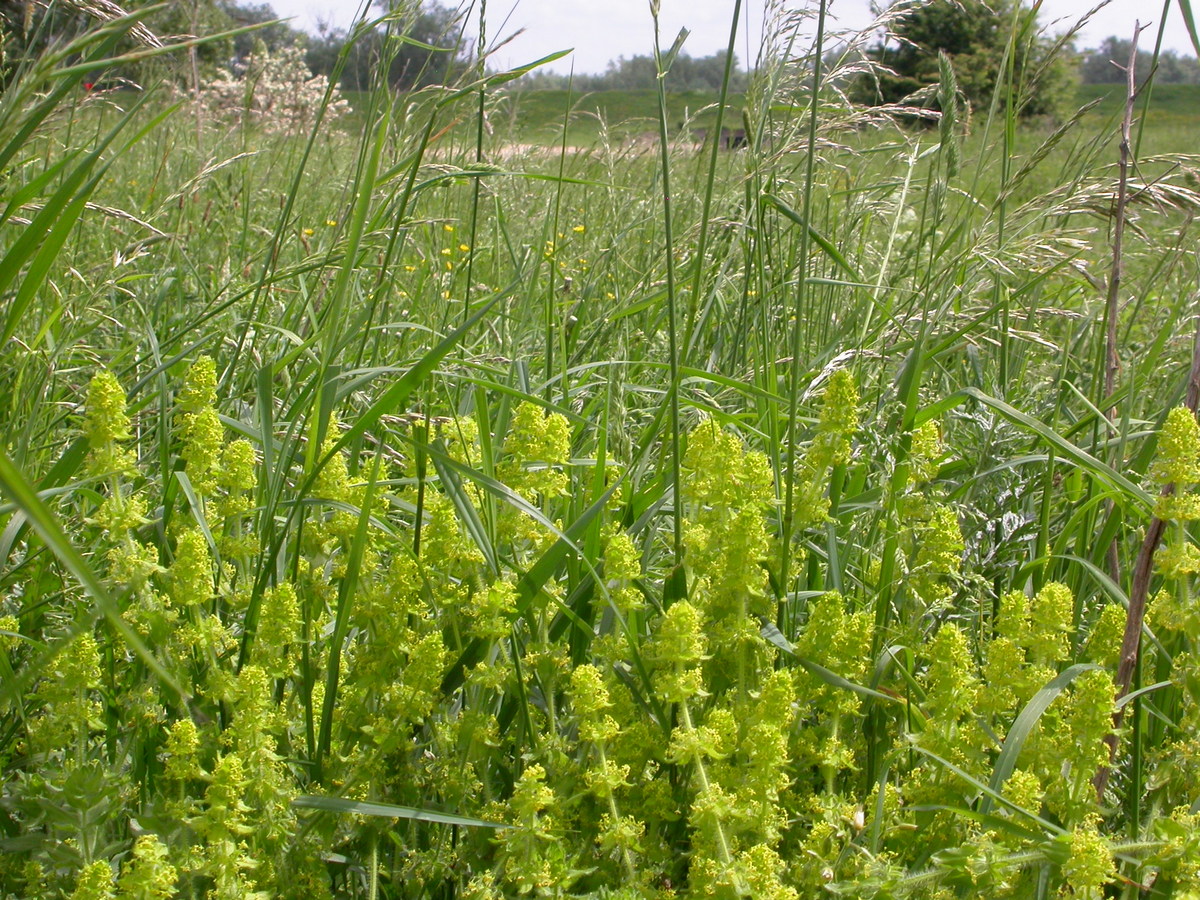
[1178,0,1200,54]
[0,451,186,702]
[294,795,507,829]
[981,663,1100,814]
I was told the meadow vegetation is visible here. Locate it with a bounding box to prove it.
[3,2,1200,899]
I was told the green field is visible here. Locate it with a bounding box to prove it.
[349,82,1200,147]
[480,83,1200,147]
[4,12,1200,900]
[496,89,745,144]
[343,88,747,145]
[1076,80,1200,117]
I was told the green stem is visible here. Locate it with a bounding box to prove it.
[684,0,742,352]
[780,0,829,598]
[596,742,637,883]
[463,0,486,324]
[651,6,686,585]
[678,697,736,876]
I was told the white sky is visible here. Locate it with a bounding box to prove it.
[268,0,1198,74]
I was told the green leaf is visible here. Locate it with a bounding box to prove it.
[658,28,691,75]
[981,663,1100,815]
[429,442,500,576]
[435,50,574,109]
[1179,0,1200,56]
[293,795,507,829]
[1117,680,1172,710]
[927,388,1152,508]
[0,451,186,703]
[761,620,906,706]
[318,290,505,467]
[762,193,863,282]
[911,744,1065,835]
[316,449,386,777]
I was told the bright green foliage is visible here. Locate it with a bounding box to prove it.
[497,765,570,895]
[11,374,1185,898]
[1152,407,1200,488]
[501,402,572,501]
[902,623,987,858]
[116,835,177,900]
[168,529,212,609]
[0,614,18,652]
[854,0,1076,119]
[908,419,944,487]
[649,600,707,703]
[219,439,257,494]
[893,416,964,612]
[176,356,217,415]
[1058,823,1114,900]
[984,586,1073,720]
[1026,581,1073,667]
[908,503,964,610]
[69,862,115,900]
[1152,409,1200,607]
[253,583,301,677]
[682,419,774,678]
[496,402,572,551]
[27,632,103,757]
[177,358,223,497]
[570,664,616,741]
[792,370,860,531]
[923,623,978,720]
[1083,603,1124,669]
[1037,670,1114,822]
[4,17,1200,895]
[569,664,641,883]
[1151,808,1200,896]
[793,592,871,791]
[189,753,263,898]
[84,371,135,476]
[814,370,860,467]
[1150,649,1200,799]
[602,526,645,621]
[163,718,201,783]
[82,370,157,610]
[215,439,258,560]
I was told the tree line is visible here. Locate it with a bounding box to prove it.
[1078,36,1200,85]
[2,0,1197,102]
[0,0,466,90]
[515,51,748,92]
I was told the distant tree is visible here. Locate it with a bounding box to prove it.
[1,0,126,69]
[1079,36,1200,85]
[143,0,235,77]
[854,0,1075,119]
[514,51,746,92]
[600,54,658,90]
[1,1,308,88]
[305,0,466,91]
[218,1,306,60]
[0,0,235,84]
[672,50,747,91]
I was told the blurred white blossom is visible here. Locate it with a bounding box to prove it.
[199,42,351,135]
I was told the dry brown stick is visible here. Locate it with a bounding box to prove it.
[1102,24,1146,584]
[1097,315,1200,799]
[1104,23,1144,414]
[1095,21,1146,798]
